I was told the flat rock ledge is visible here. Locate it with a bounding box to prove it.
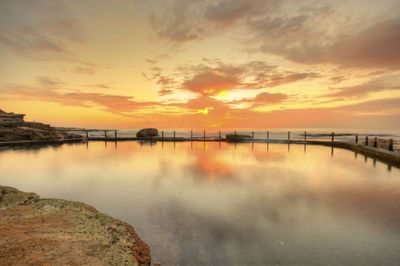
[0,186,150,266]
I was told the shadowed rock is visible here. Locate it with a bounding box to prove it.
[136,128,159,138]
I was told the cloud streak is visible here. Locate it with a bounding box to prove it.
[325,77,400,99]
[0,0,86,61]
[0,83,157,115]
[2,78,399,129]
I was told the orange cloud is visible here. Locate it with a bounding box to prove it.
[144,60,318,98]
[0,83,157,115]
[183,70,240,95]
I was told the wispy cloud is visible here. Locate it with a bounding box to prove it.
[237,92,289,107]
[0,0,85,61]
[325,77,400,99]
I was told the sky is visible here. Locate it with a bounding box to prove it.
[0,0,399,130]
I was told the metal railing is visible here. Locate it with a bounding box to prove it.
[69,129,400,152]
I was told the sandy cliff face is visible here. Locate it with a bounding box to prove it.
[0,186,151,266]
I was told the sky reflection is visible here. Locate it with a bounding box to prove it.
[0,142,399,265]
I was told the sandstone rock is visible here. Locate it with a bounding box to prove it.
[0,186,39,209]
[0,185,151,266]
[0,110,83,142]
[136,128,159,138]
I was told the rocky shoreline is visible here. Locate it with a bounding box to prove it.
[0,109,83,143]
[0,186,150,265]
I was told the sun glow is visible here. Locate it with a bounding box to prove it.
[197,107,212,115]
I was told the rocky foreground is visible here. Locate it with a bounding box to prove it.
[0,186,150,265]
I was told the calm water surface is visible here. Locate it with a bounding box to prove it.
[1,141,400,265]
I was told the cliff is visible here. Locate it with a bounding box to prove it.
[0,109,82,142]
[0,186,151,265]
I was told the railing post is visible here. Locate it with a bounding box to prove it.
[162,131,164,140]
[304,131,307,142]
[252,131,254,140]
[355,135,358,144]
[331,132,334,143]
[219,130,221,139]
[173,131,176,140]
[114,130,117,139]
[373,137,377,148]
[85,130,88,139]
[203,130,206,140]
[267,131,269,140]
[365,136,369,146]
[104,130,107,139]
[190,130,193,139]
[234,131,237,139]
[288,131,290,141]
[389,139,394,151]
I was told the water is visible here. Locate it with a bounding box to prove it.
[1,141,400,265]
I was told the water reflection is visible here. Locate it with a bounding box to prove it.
[0,142,399,265]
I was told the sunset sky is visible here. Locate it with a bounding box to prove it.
[0,0,399,130]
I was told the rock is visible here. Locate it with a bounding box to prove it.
[0,127,71,142]
[0,110,25,123]
[0,186,39,209]
[136,128,159,138]
[0,185,151,266]
[225,134,252,140]
[0,109,83,142]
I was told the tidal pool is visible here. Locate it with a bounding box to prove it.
[1,141,399,265]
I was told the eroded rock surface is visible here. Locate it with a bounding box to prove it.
[0,186,150,266]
